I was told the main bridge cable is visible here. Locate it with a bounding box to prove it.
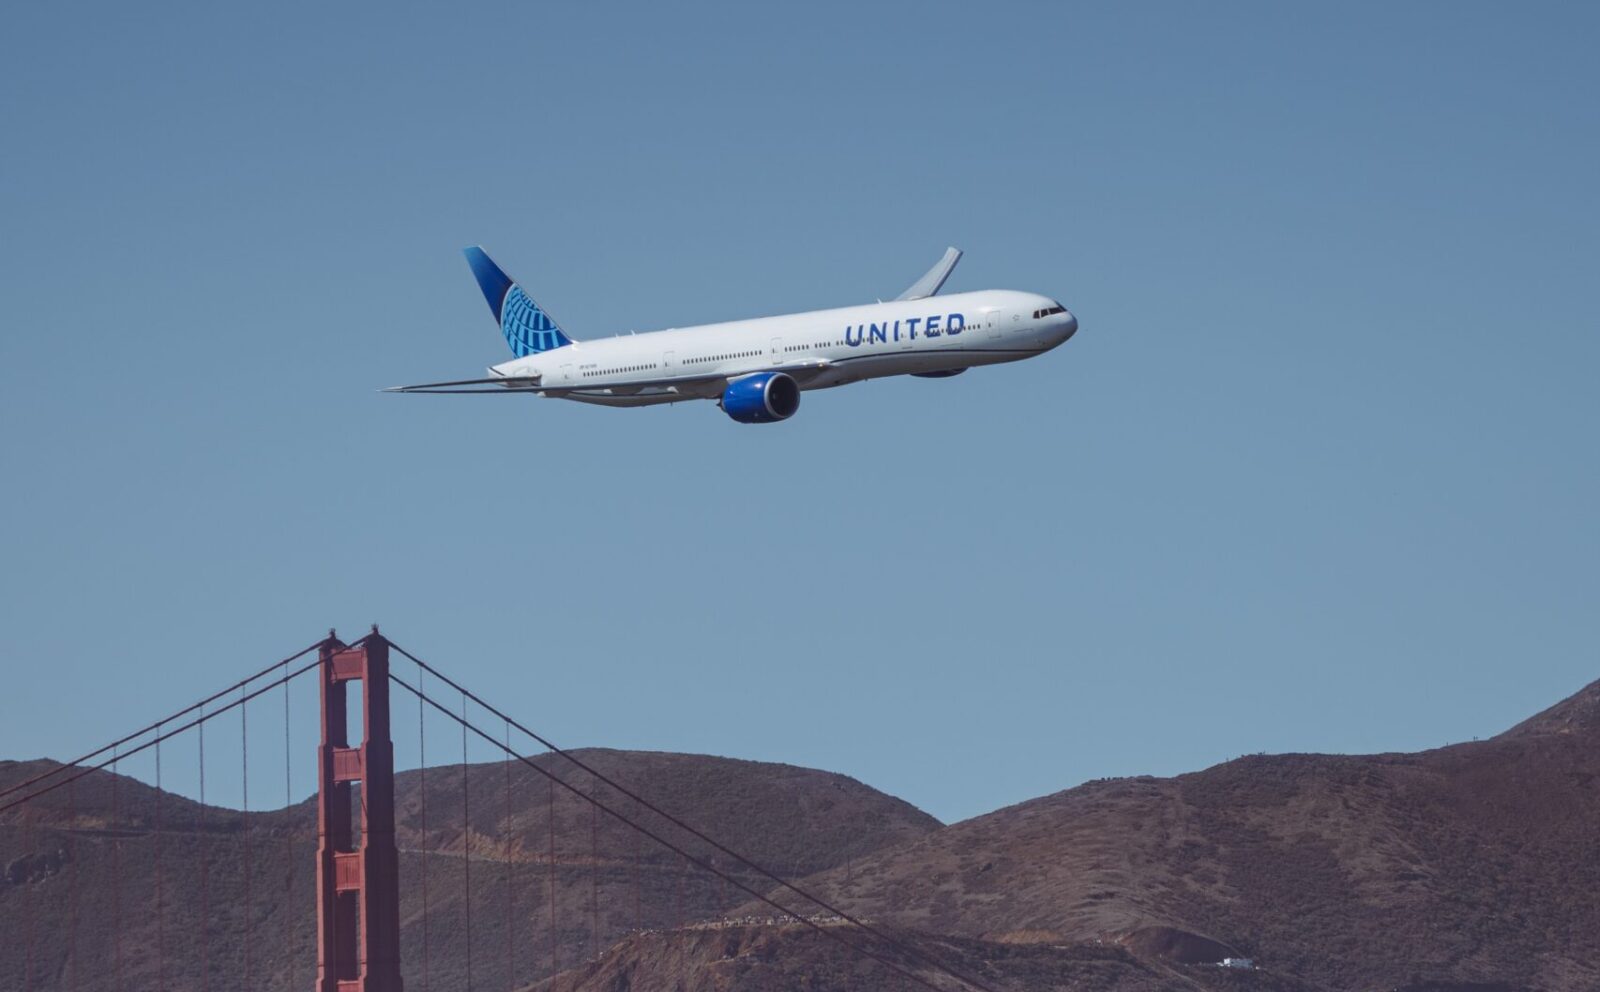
[389,671,979,992]
[0,653,326,817]
[387,641,999,992]
[0,638,328,806]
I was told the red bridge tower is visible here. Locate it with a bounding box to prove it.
[316,631,403,992]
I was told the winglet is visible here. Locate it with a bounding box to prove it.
[895,246,963,301]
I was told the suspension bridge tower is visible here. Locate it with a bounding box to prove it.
[316,631,404,992]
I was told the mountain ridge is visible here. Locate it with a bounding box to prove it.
[4,676,1599,990]
[748,677,1600,991]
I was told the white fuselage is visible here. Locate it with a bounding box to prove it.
[489,289,1077,406]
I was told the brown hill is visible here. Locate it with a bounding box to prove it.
[761,678,1600,992]
[522,922,1320,992]
[0,748,939,991]
[1499,678,1600,739]
[7,679,1600,992]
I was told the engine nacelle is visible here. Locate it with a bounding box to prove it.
[721,372,801,424]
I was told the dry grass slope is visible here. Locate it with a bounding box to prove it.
[0,748,939,991]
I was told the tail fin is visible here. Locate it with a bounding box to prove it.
[463,246,574,356]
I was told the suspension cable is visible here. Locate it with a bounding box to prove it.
[0,640,325,988]
[0,656,324,818]
[0,639,325,805]
[390,671,969,992]
[388,643,997,992]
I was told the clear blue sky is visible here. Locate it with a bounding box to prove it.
[2,2,1596,824]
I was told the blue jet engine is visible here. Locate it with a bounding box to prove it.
[720,372,801,424]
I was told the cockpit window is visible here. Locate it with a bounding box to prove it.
[1031,305,1068,319]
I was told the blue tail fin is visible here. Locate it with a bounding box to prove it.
[463,246,574,356]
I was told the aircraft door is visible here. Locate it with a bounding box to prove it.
[985,309,1002,341]
[558,363,573,384]
[663,350,675,371]
[770,337,782,365]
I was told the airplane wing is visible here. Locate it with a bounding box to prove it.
[894,246,963,301]
[385,359,838,396]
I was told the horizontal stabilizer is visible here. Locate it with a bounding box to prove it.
[383,375,547,394]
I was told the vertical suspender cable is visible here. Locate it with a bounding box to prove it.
[283,660,294,992]
[23,805,35,992]
[418,663,430,992]
[461,692,473,992]
[155,723,166,992]
[112,744,123,989]
[676,852,687,991]
[547,773,557,982]
[504,721,514,990]
[67,775,78,992]
[241,685,253,988]
[633,795,642,933]
[590,776,599,963]
[199,706,211,991]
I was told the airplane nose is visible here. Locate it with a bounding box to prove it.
[1063,310,1078,339]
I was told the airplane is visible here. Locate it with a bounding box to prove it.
[385,246,1078,423]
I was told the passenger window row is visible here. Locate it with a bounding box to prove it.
[583,363,658,378]
[686,350,760,364]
